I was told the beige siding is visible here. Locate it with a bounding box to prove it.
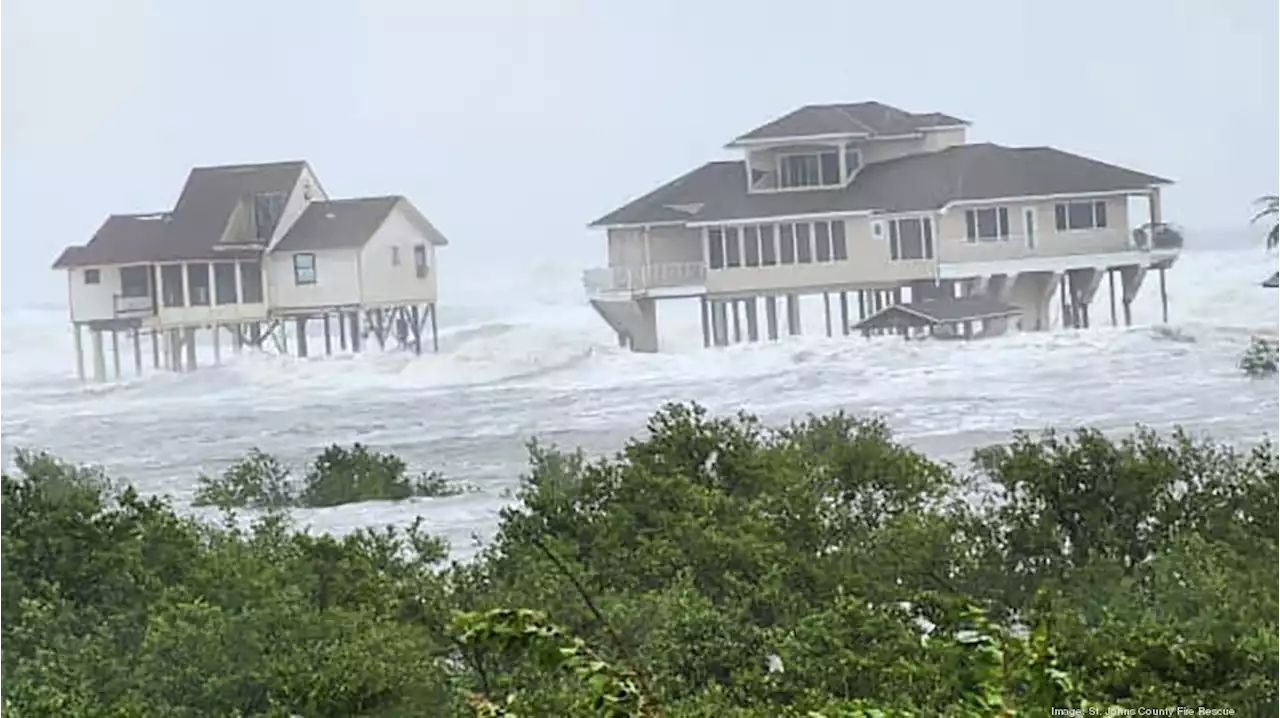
[935,196,1131,264]
[268,248,361,310]
[859,136,931,164]
[67,266,124,322]
[266,166,327,249]
[922,127,966,151]
[359,205,439,306]
[704,216,933,295]
[607,225,702,267]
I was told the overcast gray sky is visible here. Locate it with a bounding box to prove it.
[4,0,1277,305]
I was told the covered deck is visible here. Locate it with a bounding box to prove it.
[851,296,1023,340]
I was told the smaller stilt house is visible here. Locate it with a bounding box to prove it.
[52,161,450,382]
[852,296,1022,340]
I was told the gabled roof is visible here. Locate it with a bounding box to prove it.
[155,161,308,261]
[731,101,969,145]
[274,197,400,252]
[590,143,1172,227]
[853,297,1022,331]
[51,212,171,269]
[273,196,449,252]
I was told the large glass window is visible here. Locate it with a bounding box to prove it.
[1055,201,1109,231]
[965,207,1011,242]
[888,218,935,260]
[186,263,211,306]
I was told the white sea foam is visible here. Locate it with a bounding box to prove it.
[2,248,1276,558]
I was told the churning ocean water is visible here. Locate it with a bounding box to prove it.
[2,247,1277,558]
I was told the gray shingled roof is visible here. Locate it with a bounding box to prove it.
[153,161,308,262]
[853,297,1022,330]
[590,143,1171,227]
[51,213,171,269]
[1264,271,1279,288]
[273,197,402,252]
[733,102,969,143]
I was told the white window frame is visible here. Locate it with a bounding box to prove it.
[885,216,935,261]
[84,268,101,285]
[413,244,429,278]
[1054,200,1109,232]
[965,207,1012,243]
[776,150,842,189]
[293,253,317,285]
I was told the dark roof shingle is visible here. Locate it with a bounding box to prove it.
[51,213,171,268]
[155,161,308,262]
[590,143,1171,227]
[733,101,969,143]
[273,196,402,252]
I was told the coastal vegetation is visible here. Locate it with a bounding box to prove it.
[4,404,1276,716]
[1253,194,1278,250]
[1240,336,1279,377]
[192,442,465,509]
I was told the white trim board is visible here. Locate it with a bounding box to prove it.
[936,250,1175,278]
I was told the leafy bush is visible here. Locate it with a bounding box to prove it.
[5,403,1277,716]
[193,442,464,510]
[1240,337,1279,377]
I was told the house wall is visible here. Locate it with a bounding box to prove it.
[922,127,967,151]
[265,165,327,249]
[358,205,439,306]
[704,215,934,296]
[934,195,1132,265]
[858,136,931,164]
[607,226,704,267]
[67,266,124,322]
[267,248,362,310]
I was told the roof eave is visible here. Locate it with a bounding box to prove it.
[725,131,872,149]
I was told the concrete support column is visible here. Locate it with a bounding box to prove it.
[323,314,333,355]
[90,331,106,382]
[744,297,759,342]
[839,291,850,336]
[152,330,161,369]
[711,300,729,347]
[699,296,711,348]
[731,300,742,344]
[1107,270,1118,326]
[295,317,309,358]
[183,327,198,371]
[132,328,144,376]
[338,312,349,351]
[822,292,833,337]
[785,294,801,335]
[631,298,659,353]
[73,324,85,382]
[212,324,222,365]
[1158,266,1169,324]
[110,330,121,379]
[1119,265,1147,327]
[349,312,362,352]
[765,295,779,340]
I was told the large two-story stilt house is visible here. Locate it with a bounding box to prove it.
[584,101,1181,351]
[52,161,450,382]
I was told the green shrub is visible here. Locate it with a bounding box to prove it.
[193,443,464,511]
[1240,337,1279,377]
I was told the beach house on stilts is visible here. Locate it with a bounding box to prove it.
[52,161,450,382]
[583,102,1182,351]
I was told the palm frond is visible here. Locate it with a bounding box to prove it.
[1252,195,1280,224]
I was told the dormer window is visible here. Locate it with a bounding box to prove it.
[844,147,862,176]
[775,147,859,189]
[779,151,841,189]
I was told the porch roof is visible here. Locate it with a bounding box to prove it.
[852,296,1023,332]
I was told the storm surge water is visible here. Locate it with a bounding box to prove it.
[2,247,1277,556]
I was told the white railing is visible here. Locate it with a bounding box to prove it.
[582,261,707,294]
[113,294,155,316]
